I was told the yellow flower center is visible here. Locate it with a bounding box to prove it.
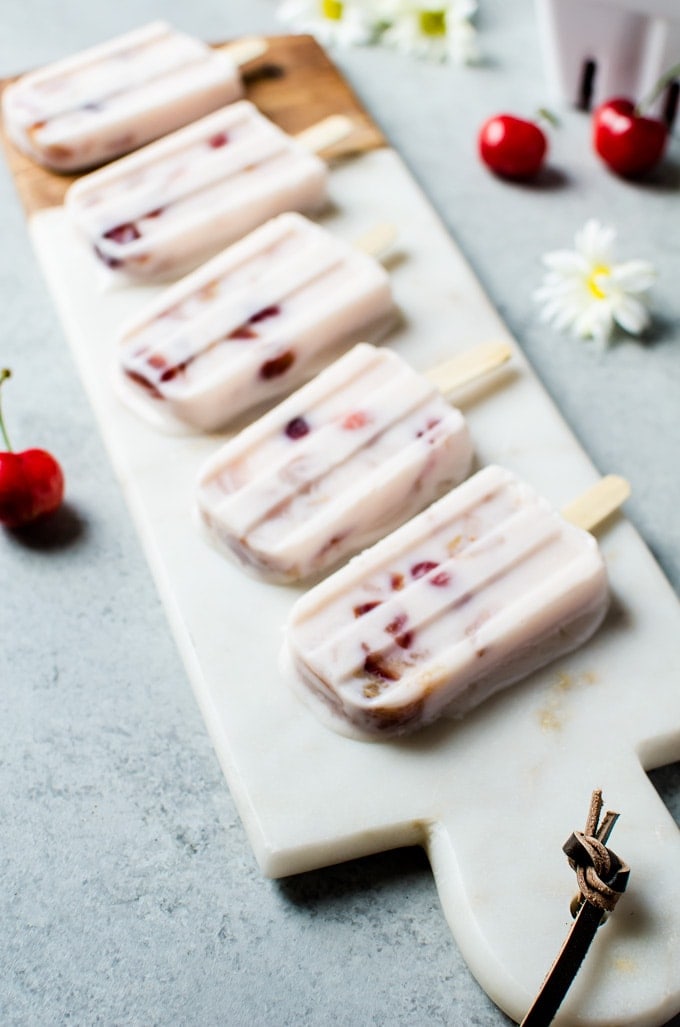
[586,264,610,299]
[419,9,447,36]
[321,0,344,20]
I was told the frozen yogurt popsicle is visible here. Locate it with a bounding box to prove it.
[196,341,485,582]
[2,22,263,173]
[116,213,395,431]
[66,101,349,280]
[284,465,628,739]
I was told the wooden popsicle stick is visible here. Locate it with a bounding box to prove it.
[562,475,630,533]
[295,115,356,155]
[353,223,398,260]
[425,341,513,395]
[217,37,268,66]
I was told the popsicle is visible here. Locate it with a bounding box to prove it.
[116,213,396,431]
[66,101,352,280]
[2,22,266,173]
[197,341,512,583]
[283,465,630,739]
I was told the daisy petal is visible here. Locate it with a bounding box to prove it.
[576,219,615,265]
[610,260,656,294]
[447,20,479,64]
[612,295,650,335]
[543,250,590,275]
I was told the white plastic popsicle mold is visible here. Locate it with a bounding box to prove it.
[25,144,680,1027]
[535,0,680,117]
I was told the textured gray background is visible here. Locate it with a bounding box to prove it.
[1,1,678,1025]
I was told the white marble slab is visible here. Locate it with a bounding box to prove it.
[29,146,680,1027]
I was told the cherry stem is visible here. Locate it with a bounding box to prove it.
[635,62,680,116]
[536,107,560,129]
[0,369,14,452]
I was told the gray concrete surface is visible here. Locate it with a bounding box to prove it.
[1,1,678,1024]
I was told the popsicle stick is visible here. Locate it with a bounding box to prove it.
[295,115,356,154]
[562,475,631,533]
[353,223,398,261]
[217,37,268,66]
[425,341,513,395]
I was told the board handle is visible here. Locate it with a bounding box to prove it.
[425,341,513,395]
[562,475,631,533]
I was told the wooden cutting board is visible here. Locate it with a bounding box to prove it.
[3,33,680,1027]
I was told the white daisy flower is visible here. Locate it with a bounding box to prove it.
[377,0,479,64]
[277,0,380,47]
[534,219,656,345]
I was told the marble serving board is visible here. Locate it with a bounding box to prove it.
[3,36,680,1027]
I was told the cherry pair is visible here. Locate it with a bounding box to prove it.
[478,99,669,181]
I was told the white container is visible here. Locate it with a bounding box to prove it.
[535,0,680,117]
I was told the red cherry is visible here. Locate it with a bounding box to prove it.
[260,350,295,379]
[103,222,141,244]
[592,98,667,177]
[284,415,310,440]
[208,131,229,148]
[411,560,439,579]
[478,114,547,179]
[353,601,382,618]
[342,410,370,430]
[0,370,65,528]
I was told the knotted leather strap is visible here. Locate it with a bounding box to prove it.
[563,788,630,917]
[564,826,629,915]
[520,790,630,1027]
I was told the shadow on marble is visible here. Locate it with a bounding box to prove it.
[648,761,680,828]
[636,157,680,194]
[277,844,432,908]
[491,165,571,192]
[633,311,680,349]
[4,500,87,551]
